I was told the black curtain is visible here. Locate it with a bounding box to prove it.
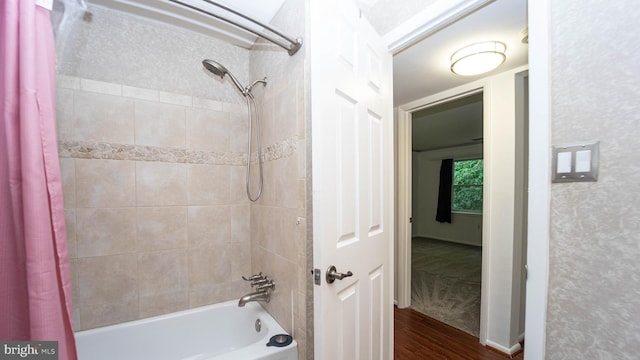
[435,159,453,223]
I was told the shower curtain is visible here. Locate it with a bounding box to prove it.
[0,0,77,359]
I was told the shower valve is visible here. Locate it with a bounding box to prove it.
[242,272,264,281]
[256,281,275,291]
[251,278,271,287]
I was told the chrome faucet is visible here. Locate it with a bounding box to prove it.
[238,290,271,307]
[239,273,276,307]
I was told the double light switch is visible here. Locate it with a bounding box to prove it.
[552,141,599,183]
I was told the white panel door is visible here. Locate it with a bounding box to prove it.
[311,0,394,359]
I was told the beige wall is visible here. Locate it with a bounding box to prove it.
[547,0,640,358]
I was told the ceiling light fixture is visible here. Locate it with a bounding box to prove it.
[450,41,507,76]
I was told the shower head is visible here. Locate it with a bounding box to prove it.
[202,59,245,95]
[202,59,227,78]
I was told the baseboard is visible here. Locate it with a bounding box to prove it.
[485,340,522,356]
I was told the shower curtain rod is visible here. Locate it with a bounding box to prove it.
[168,0,303,56]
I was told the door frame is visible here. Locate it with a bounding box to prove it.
[396,66,531,351]
[388,1,550,358]
[396,81,489,343]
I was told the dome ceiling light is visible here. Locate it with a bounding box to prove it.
[450,41,507,76]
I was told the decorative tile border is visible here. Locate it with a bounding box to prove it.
[59,137,298,165]
[56,76,300,165]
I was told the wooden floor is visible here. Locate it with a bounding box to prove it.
[395,307,524,359]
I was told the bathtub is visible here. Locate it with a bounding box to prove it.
[74,300,297,360]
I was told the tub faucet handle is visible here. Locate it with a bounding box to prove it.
[242,272,264,281]
[256,281,275,291]
[251,277,271,287]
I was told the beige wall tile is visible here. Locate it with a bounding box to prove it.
[73,91,134,144]
[278,208,299,263]
[222,102,245,114]
[297,179,306,217]
[261,96,275,147]
[77,254,138,329]
[259,207,281,253]
[188,244,232,289]
[189,279,247,308]
[259,251,297,334]
[296,79,306,140]
[139,292,188,319]
[250,205,261,247]
[136,161,187,206]
[73,308,81,332]
[187,164,230,205]
[75,159,135,208]
[186,108,230,153]
[137,207,187,251]
[80,79,122,96]
[138,250,188,297]
[229,165,249,205]
[272,85,297,143]
[134,100,186,148]
[59,158,75,209]
[231,205,250,243]
[229,112,248,153]
[76,208,136,257]
[65,209,77,259]
[159,91,192,107]
[56,88,74,141]
[297,140,306,178]
[123,85,158,101]
[255,160,275,206]
[273,155,298,209]
[69,258,80,329]
[187,205,230,248]
[228,242,251,280]
[192,97,223,111]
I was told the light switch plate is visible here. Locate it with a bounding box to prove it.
[551,141,599,183]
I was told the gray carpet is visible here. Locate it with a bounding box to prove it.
[411,237,482,337]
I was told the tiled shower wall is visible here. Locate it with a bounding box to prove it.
[248,65,308,359]
[248,1,311,359]
[58,76,253,330]
[55,3,311,358]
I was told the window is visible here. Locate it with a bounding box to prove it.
[452,159,483,212]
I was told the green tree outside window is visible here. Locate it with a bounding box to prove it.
[452,159,483,212]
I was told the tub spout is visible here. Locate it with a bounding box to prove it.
[238,290,270,307]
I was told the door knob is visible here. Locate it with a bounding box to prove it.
[326,265,353,284]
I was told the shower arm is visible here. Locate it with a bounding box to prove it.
[247,78,267,93]
[167,0,303,56]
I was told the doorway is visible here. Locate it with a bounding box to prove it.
[410,92,484,337]
[396,67,529,353]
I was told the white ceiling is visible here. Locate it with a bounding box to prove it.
[393,0,528,105]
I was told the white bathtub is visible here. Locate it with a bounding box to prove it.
[74,300,297,360]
